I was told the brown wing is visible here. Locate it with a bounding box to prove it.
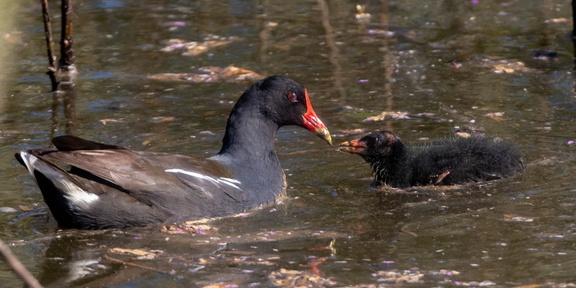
[31,147,248,217]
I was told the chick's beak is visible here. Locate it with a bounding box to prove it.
[301,89,332,145]
[339,139,367,154]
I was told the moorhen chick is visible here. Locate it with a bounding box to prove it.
[15,76,332,229]
[340,130,525,188]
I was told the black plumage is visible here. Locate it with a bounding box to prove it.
[340,130,525,188]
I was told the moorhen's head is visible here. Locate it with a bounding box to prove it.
[339,130,404,161]
[233,76,332,145]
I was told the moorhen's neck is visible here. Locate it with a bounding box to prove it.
[366,143,412,188]
[217,103,279,158]
[211,101,285,206]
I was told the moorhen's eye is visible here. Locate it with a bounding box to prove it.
[287,92,298,102]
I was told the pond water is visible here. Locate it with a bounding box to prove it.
[1,0,576,287]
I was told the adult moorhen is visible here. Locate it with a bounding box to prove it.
[340,130,525,188]
[15,76,332,229]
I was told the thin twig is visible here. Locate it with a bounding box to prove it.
[40,0,58,91]
[0,238,43,288]
[59,0,75,71]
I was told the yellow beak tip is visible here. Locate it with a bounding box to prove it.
[317,128,332,145]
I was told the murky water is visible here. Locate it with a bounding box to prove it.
[1,0,576,286]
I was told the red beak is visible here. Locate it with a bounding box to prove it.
[301,89,332,145]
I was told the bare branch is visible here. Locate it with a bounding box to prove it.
[40,0,58,91]
[0,238,43,288]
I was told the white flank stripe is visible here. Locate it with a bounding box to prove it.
[62,180,100,208]
[165,169,242,190]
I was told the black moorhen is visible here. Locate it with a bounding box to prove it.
[15,76,332,229]
[340,130,525,188]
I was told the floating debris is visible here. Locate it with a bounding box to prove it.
[363,111,410,121]
[363,111,443,122]
[202,281,242,288]
[109,248,163,260]
[0,130,26,134]
[475,56,539,74]
[161,222,219,235]
[99,119,124,125]
[373,269,425,284]
[502,214,535,222]
[455,132,472,138]
[147,66,264,83]
[372,268,463,285]
[269,268,337,287]
[198,66,265,82]
[17,205,34,212]
[149,116,175,123]
[483,112,505,121]
[199,254,277,267]
[544,18,570,23]
[160,35,240,56]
